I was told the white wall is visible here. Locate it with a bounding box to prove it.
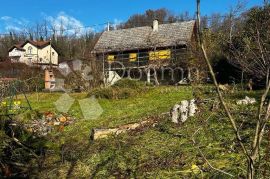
[23,43,38,64]
[9,49,25,62]
[38,45,58,65]
[9,42,59,66]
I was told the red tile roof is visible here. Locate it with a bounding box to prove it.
[9,40,59,53]
[8,43,25,52]
[23,40,50,48]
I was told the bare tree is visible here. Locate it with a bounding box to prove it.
[196,0,270,178]
[227,4,270,87]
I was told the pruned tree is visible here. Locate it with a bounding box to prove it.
[196,0,270,178]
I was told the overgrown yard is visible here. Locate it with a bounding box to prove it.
[1,84,270,178]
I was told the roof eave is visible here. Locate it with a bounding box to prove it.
[93,42,188,54]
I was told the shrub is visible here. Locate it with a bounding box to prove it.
[90,87,115,99]
[88,79,150,99]
[112,79,145,89]
[89,87,141,100]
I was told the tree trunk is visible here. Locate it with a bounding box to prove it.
[266,67,269,89]
[247,159,255,179]
[90,119,157,140]
[196,0,252,178]
[241,70,244,90]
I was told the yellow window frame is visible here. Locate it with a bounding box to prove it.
[129,53,137,62]
[107,55,115,62]
[149,50,171,61]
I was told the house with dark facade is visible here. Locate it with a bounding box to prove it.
[92,20,197,84]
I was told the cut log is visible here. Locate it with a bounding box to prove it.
[189,99,197,117]
[180,100,189,122]
[171,104,180,123]
[170,99,198,123]
[90,119,156,140]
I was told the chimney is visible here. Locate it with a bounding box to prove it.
[107,22,110,31]
[153,20,159,32]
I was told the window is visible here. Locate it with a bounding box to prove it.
[149,50,171,61]
[129,53,137,62]
[52,52,55,56]
[107,55,115,62]
[28,46,33,54]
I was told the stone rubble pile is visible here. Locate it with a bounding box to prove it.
[24,112,75,136]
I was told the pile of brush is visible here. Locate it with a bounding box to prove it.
[24,112,75,136]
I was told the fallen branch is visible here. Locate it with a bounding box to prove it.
[9,125,39,159]
[11,137,39,159]
[90,115,167,140]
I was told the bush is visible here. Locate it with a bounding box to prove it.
[89,87,141,100]
[112,79,145,89]
[88,79,150,99]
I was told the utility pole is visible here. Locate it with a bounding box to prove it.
[37,42,39,66]
[196,0,202,45]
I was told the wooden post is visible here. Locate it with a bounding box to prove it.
[153,68,159,85]
[102,52,106,87]
[188,68,191,81]
[147,68,151,84]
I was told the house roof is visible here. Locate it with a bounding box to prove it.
[8,40,59,53]
[21,40,51,48]
[93,20,196,53]
[8,43,26,52]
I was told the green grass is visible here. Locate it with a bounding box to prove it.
[20,86,192,127]
[8,85,270,178]
[15,86,194,149]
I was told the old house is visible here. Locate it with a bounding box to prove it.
[92,20,197,85]
[8,40,59,66]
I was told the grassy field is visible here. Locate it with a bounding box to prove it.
[4,84,270,178]
[22,86,192,127]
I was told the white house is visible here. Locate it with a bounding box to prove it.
[8,40,59,66]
